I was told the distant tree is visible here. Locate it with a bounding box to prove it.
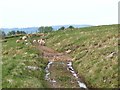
[20,31,26,34]
[38,26,53,33]
[16,30,20,34]
[68,26,74,29]
[0,30,6,39]
[7,30,26,36]
[45,26,53,33]
[7,30,16,36]
[58,26,65,30]
[38,26,44,33]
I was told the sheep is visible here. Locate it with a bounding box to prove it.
[65,49,72,54]
[26,34,31,38]
[37,39,40,43]
[16,40,20,43]
[33,39,37,43]
[22,36,27,40]
[25,43,29,45]
[37,33,45,36]
[38,39,45,46]
[106,52,116,58]
[41,39,45,46]
[24,39,28,42]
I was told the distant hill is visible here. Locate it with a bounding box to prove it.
[1,24,91,34]
[1,27,39,34]
[52,24,91,30]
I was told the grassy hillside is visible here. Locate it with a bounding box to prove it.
[2,36,48,88]
[45,24,118,88]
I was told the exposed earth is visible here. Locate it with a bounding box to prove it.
[33,42,88,89]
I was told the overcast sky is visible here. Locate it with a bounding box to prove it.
[0,0,119,28]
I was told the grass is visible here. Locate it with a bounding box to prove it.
[1,24,119,88]
[48,61,79,88]
[44,24,118,88]
[0,38,2,89]
[2,35,48,88]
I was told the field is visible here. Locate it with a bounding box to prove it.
[2,35,48,88]
[45,24,118,88]
[1,24,119,88]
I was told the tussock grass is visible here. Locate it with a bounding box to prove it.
[2,36,48,88]
[45,24,118,88]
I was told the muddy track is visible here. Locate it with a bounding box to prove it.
[34,43,88,89]
[37,45,72,61]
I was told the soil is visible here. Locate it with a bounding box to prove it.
[33,42,88,89]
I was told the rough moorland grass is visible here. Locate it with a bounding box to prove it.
[0,38,2,89]
[2,36,48,88]
[45,24,118,88]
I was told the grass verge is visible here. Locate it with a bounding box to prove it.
[2,36,48,88]
[44,24,118,88]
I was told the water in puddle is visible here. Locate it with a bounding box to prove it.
[45,61,88,89]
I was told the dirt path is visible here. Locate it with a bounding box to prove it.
[37,45,72,61]
[45,61,80,88]
[34,43,88,89]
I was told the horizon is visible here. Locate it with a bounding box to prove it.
[0,24,117,29]
[0,0,119,28]
[1,24,92,29]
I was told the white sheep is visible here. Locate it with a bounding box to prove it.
[16,40,20,43]
[24,39,28,42]
[41,39,45,46]
[65,49,72,54]
[33,39,37,43]
[106,52,116,58]
[25,43,29,45]
[38,40,40,43]
[22,36,27,40]
[38,39,45,46]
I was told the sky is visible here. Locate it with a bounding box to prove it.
[0,0,119,28]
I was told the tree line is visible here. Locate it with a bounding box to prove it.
[0,30,26,39]
[58,25,74,30]
[38,26,53,33]
[1,25,75,39]
[38,25,74,32]
[7,30,26,36]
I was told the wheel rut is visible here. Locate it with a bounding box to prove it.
[34,44,88,89]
